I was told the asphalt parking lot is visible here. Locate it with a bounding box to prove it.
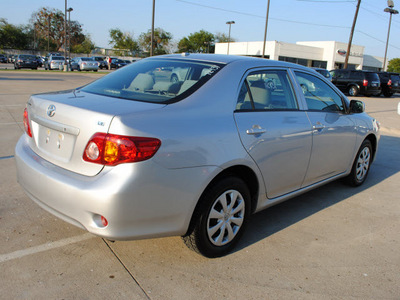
[1,70,399,299]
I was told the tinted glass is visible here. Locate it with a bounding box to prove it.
[20,55,36,60]
[295,71,344,112]
[236,70,298,111]
[391,74,400,82]
[365,72,379,81]
[81,58,224,104]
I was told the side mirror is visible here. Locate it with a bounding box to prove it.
[349,99,365,113]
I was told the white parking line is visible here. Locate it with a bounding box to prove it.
[0,233,94,263]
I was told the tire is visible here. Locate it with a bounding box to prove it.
[344,140,372,187]
[348,85,359,96]
[182,177,251,258]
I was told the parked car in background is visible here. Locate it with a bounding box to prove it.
[36,56,44,67]
[16,54,380,258]
[0,54,7,63]
[312,68,332,81]
[45,55,65,70]
[10,55,17,63]
[70,57,99,72]
[377,72,400,97]
[330,69,381,96]
[92,56,107,69]
[110,58,127,69]
[14,54,39,70]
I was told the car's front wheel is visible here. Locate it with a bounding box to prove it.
[344,140,372,186]
[182,176,251,258]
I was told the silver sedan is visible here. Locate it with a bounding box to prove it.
[15,54,380,257]
[70,57,99,72]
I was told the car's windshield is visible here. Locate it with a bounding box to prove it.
[81,58,94,61]
[52,56,65,60]
[81,58,225,104]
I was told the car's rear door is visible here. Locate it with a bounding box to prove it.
[234,68,313,199]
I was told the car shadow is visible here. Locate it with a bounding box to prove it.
[234,134,400,254]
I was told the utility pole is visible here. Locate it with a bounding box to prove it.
[262,0,271,58]
[344,0,361,69]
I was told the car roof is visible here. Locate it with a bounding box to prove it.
[151,53,311,71]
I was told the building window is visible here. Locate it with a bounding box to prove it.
[278,56,308,67]
[311,60,327,69]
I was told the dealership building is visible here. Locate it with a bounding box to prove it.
[215,41,385,71]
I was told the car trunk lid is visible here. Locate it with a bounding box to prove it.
[26,90,165,176]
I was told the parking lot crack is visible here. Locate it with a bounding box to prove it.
[102,239,152,300]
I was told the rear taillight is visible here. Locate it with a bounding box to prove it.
[23,108,32,138]
[83,133,161,166]
[388,79,392,86]
[363,79,368,87]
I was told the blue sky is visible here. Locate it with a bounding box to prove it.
[2,0,400,59]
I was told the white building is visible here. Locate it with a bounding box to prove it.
[215,41,386,71]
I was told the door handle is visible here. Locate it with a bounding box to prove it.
[312,122,325,131]
[246,125,266,135]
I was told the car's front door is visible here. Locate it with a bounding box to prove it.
[234,69,313,199]
[293,71,357,186]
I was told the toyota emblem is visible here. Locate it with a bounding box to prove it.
[47,104,56,117]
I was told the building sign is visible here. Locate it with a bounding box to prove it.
[337,49,363,58]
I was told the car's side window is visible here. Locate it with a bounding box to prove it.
[236,70,298,111]
[294,71,345,113]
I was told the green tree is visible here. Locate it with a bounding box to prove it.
[177,30,214,53]
[387,58,400,73]
[30,7,85,52]
[214,32,236,43]
[109,28,139,55]
[138,28,172,55]
[71,35,95,54]
[0,18,30,49]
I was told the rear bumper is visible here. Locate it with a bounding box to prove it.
[15,135,215,241]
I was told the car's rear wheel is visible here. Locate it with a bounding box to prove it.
[348,85,359,96]
[344,140,372,186]
[182,176,251,258]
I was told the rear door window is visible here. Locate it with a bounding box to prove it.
[236,70,298,111]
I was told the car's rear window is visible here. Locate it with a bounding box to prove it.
[20,55,36,60]
[81,58,225,104]
[390,74,400,82]
[52,56,65,60]
[365,72,379,81]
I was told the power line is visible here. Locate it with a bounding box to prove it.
[176,0,400,52]
[176,0,349,29]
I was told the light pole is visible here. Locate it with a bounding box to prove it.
[150,0,155,56]
[64,0,67,70]
[383,0,399,71]
[226,21,235,55]
[67,7,73,61]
